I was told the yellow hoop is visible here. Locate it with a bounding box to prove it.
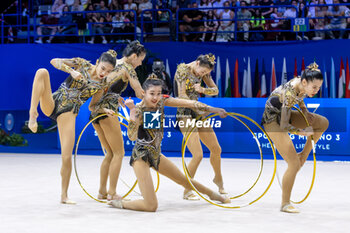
[181,112,277,208]
[74,112,160,204]
[275,106,317,205]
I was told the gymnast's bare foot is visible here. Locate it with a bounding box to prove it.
[107,193,122,201]
[28,111,38,133]
[61,197,76,205]
[213,176,228,194]
[209,192,231,204]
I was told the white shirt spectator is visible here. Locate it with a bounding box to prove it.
[212,0,224,18]
[199,2,213,14]
[139,0,153,18]
[65,0,75,7]
[112,14,125,28]
[283,8,297,18]
[124,3,138,11]
[52,0,66,18]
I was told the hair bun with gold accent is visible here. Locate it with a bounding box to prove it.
[307,62,320,72]
[205,53,216,65]
[106,49,117,58]
[146,73,158,80]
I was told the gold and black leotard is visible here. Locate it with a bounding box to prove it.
[128,96,169,170]
[90,61,138,124]
[261,78,306,133]
[49,58,107,121]
[174,63,218,120]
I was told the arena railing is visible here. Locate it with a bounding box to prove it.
[140,8,173,42]
[301,3,350,39]
[2,3,350,44]
[32,9,138,43]
[176,5,300,42]
[1,13,31,44]
[176,3,350,42]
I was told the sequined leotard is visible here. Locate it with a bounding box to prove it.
[90,61,138,124]
[50,58,107,121]
[261,78,306,133]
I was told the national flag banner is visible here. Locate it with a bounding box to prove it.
[165,59,171,77]
[346,58,350,98]
[261,58,267,97]
[281,57,288,85]
[270,57,277,94]
[215,56,222,97]
[330,57,336,98]
[242,57,252,97]
[322,59,329,98]
[338,58,346,98]
[233,58,241,97]
[294,58,298,77]
[242,58,247,97]
[247,57,252,97]
[224,58,232,97]
[301,57,305,76]
[253,58,261,97]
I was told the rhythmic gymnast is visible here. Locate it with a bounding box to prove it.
[89,41,145,201]
[174,53,227,200]
[262,62,329,213]
[28,50,117,204]
[109,78,230,211]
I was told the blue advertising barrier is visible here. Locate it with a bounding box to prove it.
[2,41,350,110]
[73,98,349,158]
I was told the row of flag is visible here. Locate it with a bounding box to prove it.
[211,56,350,98]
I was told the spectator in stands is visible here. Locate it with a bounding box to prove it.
[109,0,121,10]
[124,0,138,11]
[71,0,84,11]
[88,12,108,43]
[325,0,348,38]
[250,8,266,41]
[237,0,251,41]
[267,9,286,41]
[213,0,225,19]
[260,0,274,18]
[96,0,109,18]
[216,1,235,42]
[296,2,312,40]
[65,0,75,8]
[111,11,125,42]
[199,0,213,15]
[58,5,77,41]
[138,0,153,35]
[52,0,66,19]
[81,0,90,9]
[248,0,258,16]
[178,0,191,9]
[308,0,317,19]
[123,10,138,41]
[282,0,298,40]
[201,10,219,41]
[310,3,329,40]
[35,14,58,44]
[179,2,205,41]
[275,0,290,14]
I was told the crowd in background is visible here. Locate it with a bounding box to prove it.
[3,0,350,43]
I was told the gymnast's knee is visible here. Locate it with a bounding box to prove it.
[144,199,158,212]
[36,68,49,77]
[210,144,222,155]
